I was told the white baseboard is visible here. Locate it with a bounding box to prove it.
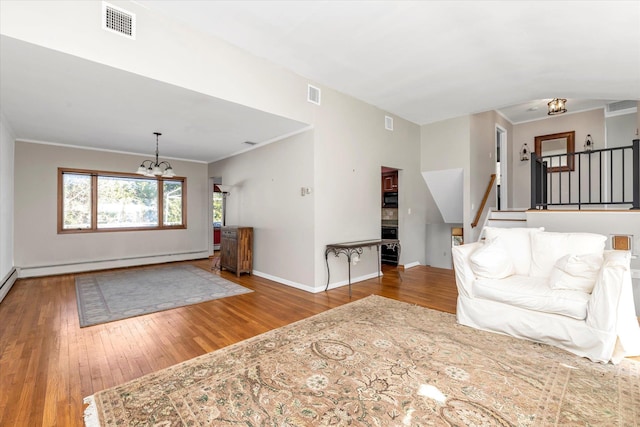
[18,250,209,278]
[252,270,382,294]
[252,270,317,293]
[403,261,420,270]
[0,267,18,303]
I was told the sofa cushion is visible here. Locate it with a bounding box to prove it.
[549,253,603,293]
[469,239,515,279]
[474,275,590,320]
[483,227,544,275]
[530,232,606,278]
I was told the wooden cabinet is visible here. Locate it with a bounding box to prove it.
[382,171,398,192]
[220,226,253,277]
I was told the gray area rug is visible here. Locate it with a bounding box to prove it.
[75,264,252,327]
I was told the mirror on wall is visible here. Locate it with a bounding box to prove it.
[534,131,575,172]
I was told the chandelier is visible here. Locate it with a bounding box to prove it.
[547,98,567,115]
[136,132,175,178]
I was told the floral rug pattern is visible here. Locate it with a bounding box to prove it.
[85,295,639,426]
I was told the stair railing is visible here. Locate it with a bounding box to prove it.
[531,139,639,210]
[472,174,496,228]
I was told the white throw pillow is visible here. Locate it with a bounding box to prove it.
[469,238,515,279]
[530,232,606,278]
[483,227,544,275]
[549,253,603,293]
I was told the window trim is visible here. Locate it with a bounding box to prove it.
[57,167,187,234]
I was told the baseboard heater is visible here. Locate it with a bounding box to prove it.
[18,250,209,278]
[0,267,18,302]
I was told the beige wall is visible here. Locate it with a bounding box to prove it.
[209,131,316,289]
[511,108,606,208]
[211,84,427,291]
[14,142,209,276]
[0,111,15,297]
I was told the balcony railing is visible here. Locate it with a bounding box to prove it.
[530,139,639,210]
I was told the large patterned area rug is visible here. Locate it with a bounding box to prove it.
[75,264,252,327]
[84,295,639,426]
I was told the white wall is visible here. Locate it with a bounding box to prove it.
[0,1,314,127]
[14,142,209,276]
[0,111,16,301]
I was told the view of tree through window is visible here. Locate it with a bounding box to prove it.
[58,168,186,233]
[212,191,223,223]
[163,180,183,226]
[97,176,158,228]
[62,173,91,230]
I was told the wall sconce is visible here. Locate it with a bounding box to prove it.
[547,98,567,115]
[520,143,530,161]
[584,134,594,151]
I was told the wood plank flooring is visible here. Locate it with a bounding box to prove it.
[0,259,457,426]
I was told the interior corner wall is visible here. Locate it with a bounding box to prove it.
[511,109,605,208]
[311,86,425,289]
[209,85,426,292]
[420,116,471,265]
[208,130,316,290]
[14,142,209,277]
[0,111,16,298]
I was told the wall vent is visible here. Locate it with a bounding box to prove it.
[102,2,136,39]
[605,100,637,117]
[307,84,321,105]
[385,115,394,131]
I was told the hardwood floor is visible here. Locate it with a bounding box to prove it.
[0,258,457,426]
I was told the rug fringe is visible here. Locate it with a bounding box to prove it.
[83,395,100,427]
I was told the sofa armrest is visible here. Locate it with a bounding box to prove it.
[586,250,640,359]
[452,242,482,298]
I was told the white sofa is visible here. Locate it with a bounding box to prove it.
[452,227,640,363]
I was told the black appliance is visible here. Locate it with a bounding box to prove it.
[381,226,399,265]
[383,192,398,207]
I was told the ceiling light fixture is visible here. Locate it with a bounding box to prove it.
[547,98,567,115]
[136,132,175,178]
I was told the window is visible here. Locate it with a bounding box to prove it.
[58,168,186,233]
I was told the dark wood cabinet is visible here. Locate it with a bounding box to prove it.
[220,226,253,277]
[382,171,398,192]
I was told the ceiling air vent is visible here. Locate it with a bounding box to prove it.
[606,100,637,117]
[102,2,136,39]
[307,84,321,105]
[385,115,394,131]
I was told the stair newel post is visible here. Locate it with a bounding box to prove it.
[530,152,538,210]
[632,139,639,210]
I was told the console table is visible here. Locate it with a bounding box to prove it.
[325,239,400,296]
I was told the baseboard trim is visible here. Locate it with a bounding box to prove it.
[18,250,209,278]
[252,270,381,294]
[403,261,420,270]
[252,270,316,293]
[0,267,18,303]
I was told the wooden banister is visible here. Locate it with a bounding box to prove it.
[471,174,496,228]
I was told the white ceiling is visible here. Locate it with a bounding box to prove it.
[1,1,639,162]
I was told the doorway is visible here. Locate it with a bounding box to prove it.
[495,125,508,210]
[212,182,224,251]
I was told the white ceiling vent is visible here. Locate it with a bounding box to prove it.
[385,115,394,131]
[307,84,321,105]
[102,2,136,39]
[606,100,637,117]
